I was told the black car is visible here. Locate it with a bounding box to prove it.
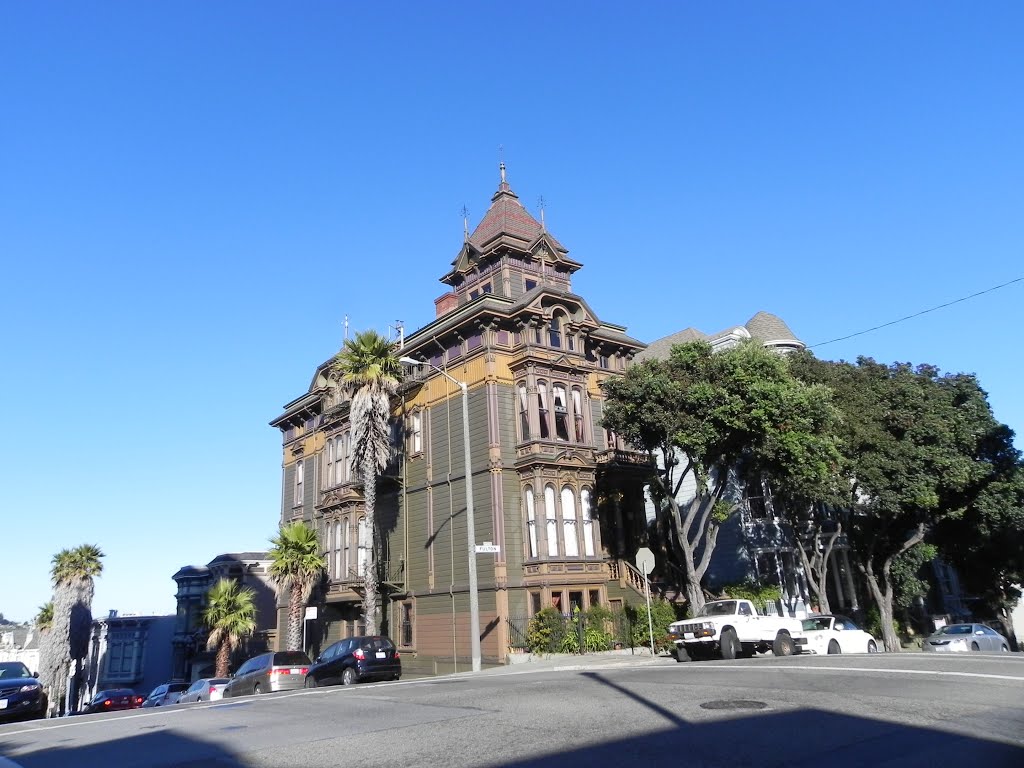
[0,661,47,721]
[81,688,144,714]
[305,635,401,688]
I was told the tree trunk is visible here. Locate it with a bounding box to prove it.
[862,559,901,653]
[362,457,380,635]
[684,574,705,617]
[794,531,838,615]
[215,640,231,678]
[286,582,304,651]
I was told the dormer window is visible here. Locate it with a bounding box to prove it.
[525,278,537,291]
[549,315,563,348]
[469,282,492,300]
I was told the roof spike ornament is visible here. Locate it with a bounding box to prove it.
[461,205,470,242]
[538,195,546,231]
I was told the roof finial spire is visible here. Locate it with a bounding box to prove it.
[498,143,507,185]
[538,195,546,231]
[461,205,470,242]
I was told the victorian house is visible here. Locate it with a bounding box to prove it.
[270,167,655,670]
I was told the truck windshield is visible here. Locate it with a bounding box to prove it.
[697,601,738,617]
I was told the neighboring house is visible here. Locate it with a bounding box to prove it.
[81,612,176,705]
[636,315,861,618]
[0,625,40,673]
[270,166,656,671]
[170,553,278,682]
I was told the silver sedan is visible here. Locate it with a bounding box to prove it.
[922,623,1010,653]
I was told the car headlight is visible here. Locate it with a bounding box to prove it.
[703,622,715,631]
[19,683,40,693]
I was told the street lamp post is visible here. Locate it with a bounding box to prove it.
[400,357,482,672]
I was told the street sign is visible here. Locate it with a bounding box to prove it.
[475,542,500,554]
[304,607,318,620]
[635,547,655,575]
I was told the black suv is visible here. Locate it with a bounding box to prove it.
[0,661,47,721]
[304,635,401,687]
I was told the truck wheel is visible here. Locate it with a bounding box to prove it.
[721,628,740,660]
[773,633,795,657]
[674,647,689,663]
[827,640,841,655]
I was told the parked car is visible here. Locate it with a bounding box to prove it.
[0,661,47,721]
[222,651,311,698]
[304,636,402,687]
[141,682,190,708]
[800,615,879,654]
[81,689,144,714]
[178,678,230,704]
[922,623,1010,653]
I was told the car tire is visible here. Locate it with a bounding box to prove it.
[773,633,795,657]
[828,640,841,655]
[305,676,317,689]
[1001,644,1009,653]
[970,642,980,652]
[720,628,740,660]
[254,683,262,695]
[867,640,878,653]
[674,648,689,663]
[342,668,357,686]
[393,674,401,681]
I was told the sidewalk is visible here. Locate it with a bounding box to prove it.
[474,647,667,677]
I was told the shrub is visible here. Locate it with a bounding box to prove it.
[626,599,679,652]
[526,608,566,654]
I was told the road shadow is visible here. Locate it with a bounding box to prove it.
[485,670,1023,768]
[0,727,249,768]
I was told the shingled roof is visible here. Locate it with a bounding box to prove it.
[467,164,565,253]
[637,311,803,362]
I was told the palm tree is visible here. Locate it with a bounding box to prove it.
[39,544,104,715]
[204,578,257,678]
[269,521,326,651]
[332,329,402,634]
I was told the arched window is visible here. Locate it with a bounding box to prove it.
[544,485,558,556]
[537,382,550,440]
[549,314,562,348]
[357,517,368,576]
[561,486,579,557]
[581,488,595,557]
[325,439,336,487]
[572,388,586,443]
[518,383,531,440]
[525,486,537,558]
[410,412,422,454]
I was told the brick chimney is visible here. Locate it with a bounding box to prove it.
[435,292,458,318]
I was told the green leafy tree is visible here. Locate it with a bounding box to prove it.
[38,544,104,715]
[790,354,1018,652]
[602,340,840,615]
[35,602,53,632]
[204,579,257,678]
[269,521,326,651]
[331,329,402,634]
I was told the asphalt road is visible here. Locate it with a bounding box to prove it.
[2,652,1022,768]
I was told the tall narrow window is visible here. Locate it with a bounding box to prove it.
[553,385,569,441]
[334,522,342,579]
[411,412,422,454]
[534,326,543,344]
[525,486,538,558]
[581,488,595,556]
[325,440,335,488]
[544,485,558,556]
[549,315,562,348]
[572,388,586,443]
[342,519,350,578]
[561,486,579,556]
[293,460,304,506]
[357,518,368,576]
[342,432,352,482]
[537,382,550,439]
[518,384,531,440]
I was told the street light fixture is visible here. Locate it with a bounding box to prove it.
[400,356,482,672]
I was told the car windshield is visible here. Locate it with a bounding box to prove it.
[696,601,738,617]
[0,662,31,679]
[802,618,832,631]
[938,625,973,635]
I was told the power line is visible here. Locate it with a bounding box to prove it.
[808,276,1024,349]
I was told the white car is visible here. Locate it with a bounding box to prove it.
[800,614,879,654]
[177,677,230,704]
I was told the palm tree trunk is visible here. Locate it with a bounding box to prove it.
[362,456,380,635]
[287,582,304,651]
[215,640,231,678]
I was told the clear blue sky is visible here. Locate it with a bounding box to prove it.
[2,2,1021,624]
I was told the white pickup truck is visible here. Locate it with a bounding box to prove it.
[668,599,806,661]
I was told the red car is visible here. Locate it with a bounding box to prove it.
[81,688,144,714]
